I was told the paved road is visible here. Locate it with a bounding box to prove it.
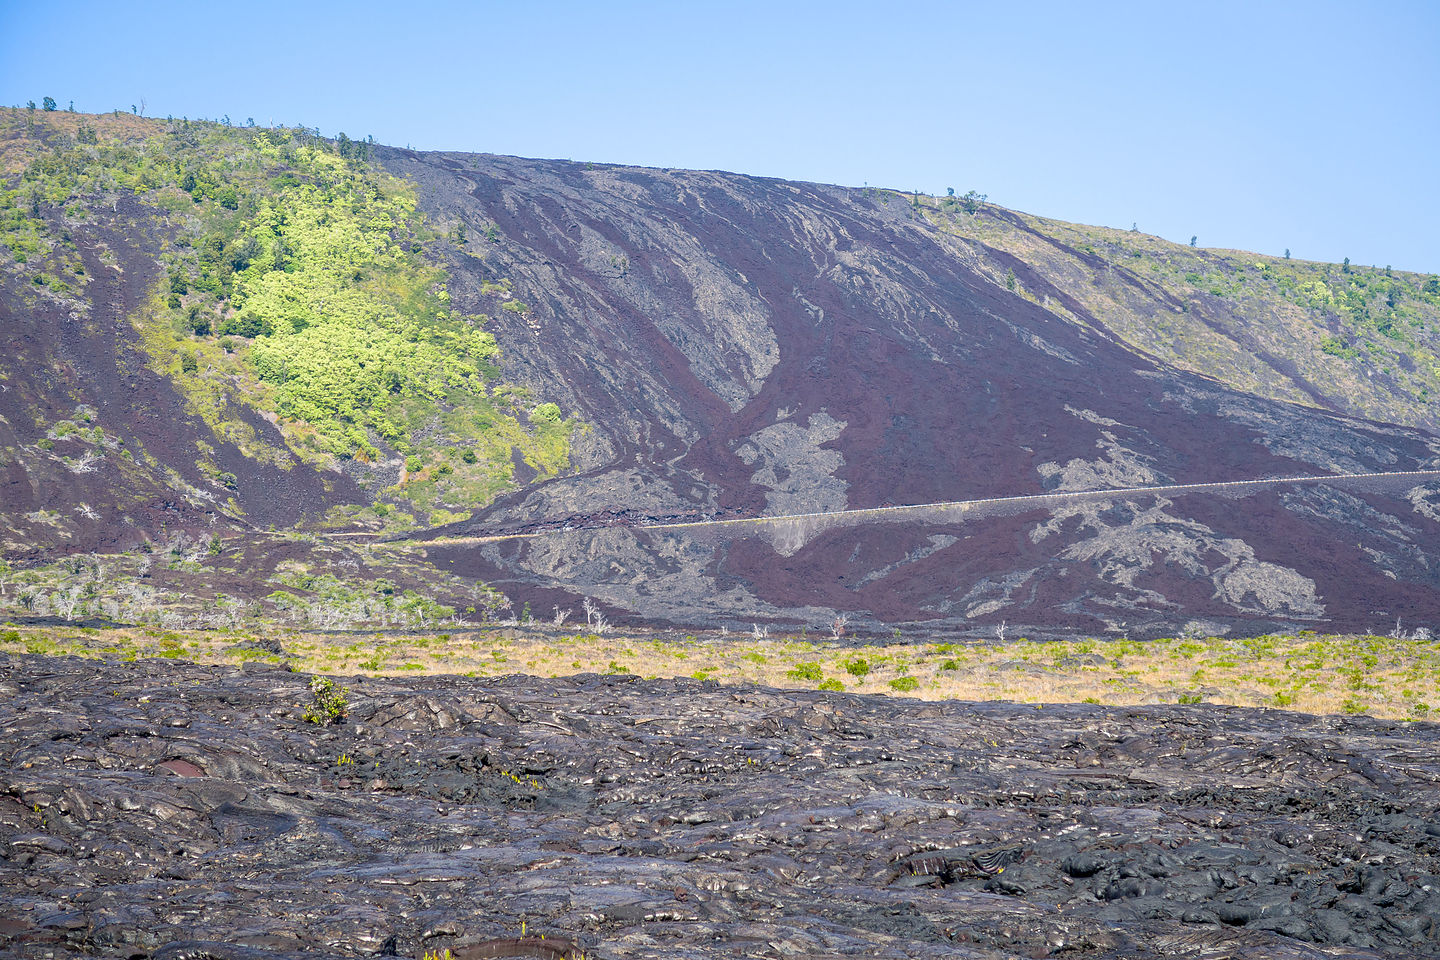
[448,469,1440,545]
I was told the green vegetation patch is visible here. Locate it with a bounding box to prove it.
[0,110,575,526]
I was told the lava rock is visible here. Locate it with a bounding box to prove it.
[1,652,1437,958]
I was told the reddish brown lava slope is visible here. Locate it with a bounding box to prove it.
[382,150,1440,636]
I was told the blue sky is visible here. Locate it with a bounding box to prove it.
[3,0,1438,271]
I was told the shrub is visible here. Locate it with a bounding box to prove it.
[302,676,348,725]
[217,314,272,338]
[842,657,870,677]
[818,678,844,692]
[888,677,919,692]
[786,662,823,682]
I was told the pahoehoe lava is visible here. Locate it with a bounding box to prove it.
[3,653,1438,958]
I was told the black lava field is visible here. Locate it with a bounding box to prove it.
[3,654,1438,959]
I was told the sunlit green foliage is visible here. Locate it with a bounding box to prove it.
[0,109,575,526]
[222,138,505,459]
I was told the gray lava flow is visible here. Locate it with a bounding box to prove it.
[2,653,1439,959]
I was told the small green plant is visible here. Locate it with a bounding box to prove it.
[1177,693,1203,705]
[888,676,919,692]
[786,662,823,682]
[842,657,870,677]
[818,678,844,692]
[302,676,348,725]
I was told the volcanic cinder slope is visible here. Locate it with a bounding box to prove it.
[2,110,1438,634]
[383,149,1440,636]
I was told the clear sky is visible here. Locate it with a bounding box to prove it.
[3,0,1438,271]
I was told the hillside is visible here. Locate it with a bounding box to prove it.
[928,201,1440,433]
[1,108,1438,636]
